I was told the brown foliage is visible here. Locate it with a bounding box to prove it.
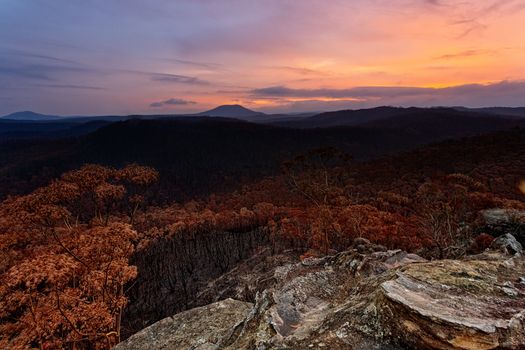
[469,233,495,254]
[2,141,525,348]
[0,164,157,349]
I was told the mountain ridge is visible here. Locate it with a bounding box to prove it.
[4,105,525,127]
[196,104,266,119]
[1,111,63,121]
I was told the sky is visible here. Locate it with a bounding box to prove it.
[0,0,525,116]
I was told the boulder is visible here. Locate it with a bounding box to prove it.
[480,209,525,246]
[481,209,525,226]
[118,249,525,350]
[114,298,252,350]
[379,254,525,349]
[491,233,523,256]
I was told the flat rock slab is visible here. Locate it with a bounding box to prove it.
[115,298,253,350]
[380,255,525,350]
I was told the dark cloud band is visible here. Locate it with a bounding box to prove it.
[149,98,197,108]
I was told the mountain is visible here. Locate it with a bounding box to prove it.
[360,108,525,137]
[2,106,523,141]
[0,119,111,141]
[272,106,412,128]
[1,111,63,121]
[270,106,525,129]
[463,107,525,119]
[197,105,266,120]
[1,109,524,201]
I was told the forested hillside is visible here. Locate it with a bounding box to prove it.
[1,112,523,202]
[1,126,524,348]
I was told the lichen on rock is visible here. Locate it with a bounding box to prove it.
[116,245,525,350]
[114,298,253,350]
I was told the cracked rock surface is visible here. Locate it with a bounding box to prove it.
[115,298,252,350]
[116,246,525,350]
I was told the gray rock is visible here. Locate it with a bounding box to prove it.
[118,249,525,350]
[491,233,523,255]
[379,255,525,349]
[481,209,525,225]
[353,237,372,246]
[115,298,252,350]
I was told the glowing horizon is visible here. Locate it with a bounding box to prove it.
[1,0,525,115]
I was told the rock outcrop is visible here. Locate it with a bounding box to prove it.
[481,208,525,246]
[117,245,525,350]
[491,233,523,256]
[379,255,525,349]
[482,209,525,226]
[115,298,252,350]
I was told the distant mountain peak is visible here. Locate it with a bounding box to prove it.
[1,111,62,121]
[197,104,265,118]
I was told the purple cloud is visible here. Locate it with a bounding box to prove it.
[150,73,208,85]
[253,80,525,113]
[149,98,197,108]
[251,86,435,99]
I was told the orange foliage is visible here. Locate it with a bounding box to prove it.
[0,164,157,349]
[2,147,524,348]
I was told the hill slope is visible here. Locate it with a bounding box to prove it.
[273,106,407,128]
[1,111,63,121]
[272,106,523,129]
[0,111,523,201]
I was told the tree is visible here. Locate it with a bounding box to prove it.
[282,148,352,207]
[0,164,157,349]
[415,174,493,258]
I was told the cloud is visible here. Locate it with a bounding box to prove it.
[1,1,524,116]
[424,0,442,6]
[455,21,488,39]
[0,61,101,81]
[33,84,105,90]
[250,80,525,112]
[445,0,520,38]
[164,98,196,105]
[149,98,197,108]
[435,49,495,60]
[165,58,222,71]
[0,66,53,80]
[251,85,435,99]
[150,73,208,85]
[267,66,326,76]
[0,50,80,65]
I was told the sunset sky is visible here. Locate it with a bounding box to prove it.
[1,0,525,115]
